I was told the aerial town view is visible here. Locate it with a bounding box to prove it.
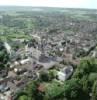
[0,0,97,100]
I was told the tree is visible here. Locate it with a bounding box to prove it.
[0,40,9,69]
[24,81,38,99]
[91,80,97,100]
[89,73,97,85]
[18,95,28,100]
[80,75,90,95]
[49,70,57,80]
[44,81,64,100]
[16,81,38,100]
[39,71,50,82]
[73,58,97,79]
[64,78,89,100]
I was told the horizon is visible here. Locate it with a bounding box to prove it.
[0,0,97,9]
[0,5,97,10]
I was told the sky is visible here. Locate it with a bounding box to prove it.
[0,0,97,9]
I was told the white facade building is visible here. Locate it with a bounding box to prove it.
[57,66,73,81]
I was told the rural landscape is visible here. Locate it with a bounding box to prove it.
[0,6,97,100]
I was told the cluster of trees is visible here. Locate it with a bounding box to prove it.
[15,81,39,100]
[71,58,97,100]
[1,15,32,29]
[16,58,97,100]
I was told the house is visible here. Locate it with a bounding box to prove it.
[57,72,66,81]
[10,61,19,69]
[10,58,30,69]
[14,68,27,75]
[0,91,12,100]
[0,70,8,78]
[19,58,30,65]
[57,66,73,81]
[0,83,10,93]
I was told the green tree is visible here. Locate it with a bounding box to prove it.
[18,95,28,100]
[80,75,90,95]
[91,80,97,100]
[24,81,39,100]
[16,81,38,100]
[44,81,64,100]
[48,70,57,81]
[0,40,9,69]
[73,58,97,79]
[39,71,50,82]
[89,73,97,87]
[64,78,89,100]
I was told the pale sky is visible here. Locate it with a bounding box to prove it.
[0,0,97,9]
